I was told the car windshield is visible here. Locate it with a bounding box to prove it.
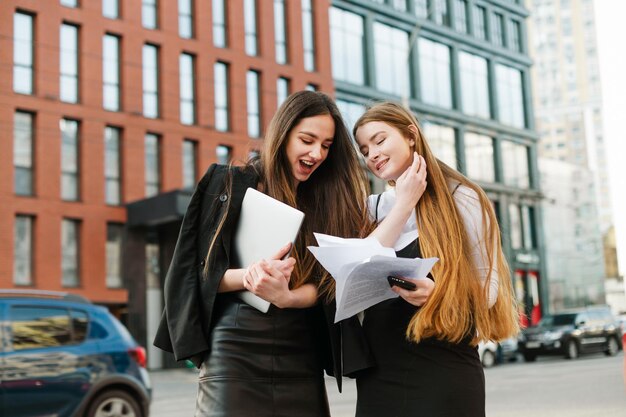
[539,314,577,327]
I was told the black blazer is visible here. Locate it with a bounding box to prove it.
[153,164,374,391]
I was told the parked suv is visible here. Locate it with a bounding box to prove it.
[518,306,622,362]
[0,290,151,417]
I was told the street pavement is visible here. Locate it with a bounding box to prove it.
[149,351,625,417]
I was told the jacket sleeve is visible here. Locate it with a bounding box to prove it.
[153,164,216,362]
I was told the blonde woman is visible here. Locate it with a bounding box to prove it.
[351,102,520,417]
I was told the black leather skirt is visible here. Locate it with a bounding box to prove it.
[195,294,330,417]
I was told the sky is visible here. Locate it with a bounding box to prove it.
[594,1,626,276]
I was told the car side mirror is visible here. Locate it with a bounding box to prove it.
[576,321,586,327]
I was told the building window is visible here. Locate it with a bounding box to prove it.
[392,0,407,12]
[247,70,261,138]
[521,205,536,249]
[244,0,258,56]
[213,0,227,47]
[14,12,34,95]
[418,38,452,109]
[274,0,288,64]
[103,34,121,111]
[433,0,449,26]
[473,5,487,41]
[142,0,158,29]
[459,51,490,119]
[501,140,530,188]
[491,13,505,47]
[182,140,197,189]
[61,0,78,7]
[464,132,495,182]
[508,20,522,52]
[103,0,119,19]
[142,44,159,119]
[60,24,79,104]
[277,77,290,107]
[179,0,194,38]
[214,62,229,132]
[509,204,522,249]
[104,126,121,205]
[337,100,366,133]
[179,53,196,125]
[496,64,525,128]
[14,216,33,286]
[415,0,428,18]
[302,0,316,71]
[60,119,79,201]
[330,7,364,85]
[216,145,232,165]
[306,84,317,91]
[454,0,468,34]
[106,223,124,288]
[422,122,457,169]
[374,22,409,97]
[145,133,161,197]
[61,219,80,287]
[14,112,34,196]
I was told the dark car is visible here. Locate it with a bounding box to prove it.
[518,306,623,362]
[0,290,151,417]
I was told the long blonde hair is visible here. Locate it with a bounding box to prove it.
[354,102,520,344]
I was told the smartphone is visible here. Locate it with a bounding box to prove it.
[387,276,417,291]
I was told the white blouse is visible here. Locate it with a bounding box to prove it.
[367,185,499,308]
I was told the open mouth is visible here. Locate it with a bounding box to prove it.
[299,159,316,174]
[375,159,388,171]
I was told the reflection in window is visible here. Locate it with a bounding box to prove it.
[422,122,457,169]
[459,51,490,119]
[71,310,88,342]
[103,34,121,111]
[60,24,79,103]
[145,133,161,197]
[374,22,409,97]
[142,0,158,29]
[274,0,288,64]
[217,145,232,165]
[182,140,197,189]
[104,126,121,205]
[501,140,529,188]
[521,205,536,249]
[496,64,525,128]
[244,0,258,55]
[277,77,290,107]
[142,44,159,119]
[464,132,494,182]
[103,0,119,19]
[14,216,33,286]
[508,20,522,52]
[14,112,34,196]
[179,0,193,38]
[492,13,505,47]
[330,7,364,85]
[419,38,452,109]
[61,219,80,287]
[302,0,316,71]
[433,0,449,26]
[247,71,261,138]
[214,62,229,132]
[213,0,227,47]
[106,223,123,288]
[14,12,34,95]
[60,119,80,201]
[473,5,487,41]
[509,204,522,249]
[454,0,468,33]
[11,307,71,350]
[61,0,78,8]
[415,0,427,18]
[179,53,196,125]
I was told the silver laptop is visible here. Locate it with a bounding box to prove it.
[234,187,304,312]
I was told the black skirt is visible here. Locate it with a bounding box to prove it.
[195,294,330,417]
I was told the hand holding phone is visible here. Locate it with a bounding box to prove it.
[387,276,417,291]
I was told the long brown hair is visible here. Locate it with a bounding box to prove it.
[205,91,371,293]
[354,102,520,344]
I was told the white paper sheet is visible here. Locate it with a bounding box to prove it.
[309,233,438,323]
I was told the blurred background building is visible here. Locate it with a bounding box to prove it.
[526,0,620,311]
[2,0,550,368]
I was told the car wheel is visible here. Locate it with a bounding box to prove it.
[523,353,536,362]
[86,389,142,417]
[605,337,619,356]
[565,340,579,359]
[482,349,496,368]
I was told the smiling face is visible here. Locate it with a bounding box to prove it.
[355,120,414,181]
[285,114,335,186]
